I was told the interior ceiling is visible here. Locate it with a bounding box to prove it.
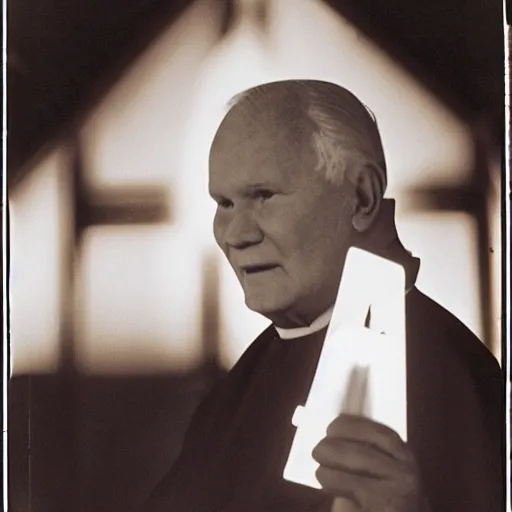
[7,0,504,186]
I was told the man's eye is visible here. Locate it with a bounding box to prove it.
[254,189,275,202]
[217,198,234,209]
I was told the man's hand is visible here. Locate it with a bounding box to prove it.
[312,414,431,512]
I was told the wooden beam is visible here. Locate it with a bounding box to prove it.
[398,186,482,213]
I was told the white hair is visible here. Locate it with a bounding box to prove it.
[227,80,387,190]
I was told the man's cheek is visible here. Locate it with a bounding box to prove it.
[286,253,311,285]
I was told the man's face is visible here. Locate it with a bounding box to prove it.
[208,110,356,328]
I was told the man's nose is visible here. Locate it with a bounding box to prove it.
[223,209,263,249]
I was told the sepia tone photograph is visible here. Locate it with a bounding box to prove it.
[7,0,506,511]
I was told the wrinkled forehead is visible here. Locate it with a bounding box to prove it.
[209,92,315,180]
[213,90,310,150]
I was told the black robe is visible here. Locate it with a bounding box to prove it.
[144,286,504,512]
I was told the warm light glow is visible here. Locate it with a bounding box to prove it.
[81,0,220,189]
[267,0,473,193]
[9,149,71,374]
[177,0,279,368]
[212,0,479,367]
[176,1,279,250]
[11,0,493,376]
[395,210,483,342]
[73,0,222,373]
[75,225,204,374]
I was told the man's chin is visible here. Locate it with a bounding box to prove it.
[244,295,293,320]
[244,289,333,328]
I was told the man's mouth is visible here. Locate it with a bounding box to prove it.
[242,264,279,275]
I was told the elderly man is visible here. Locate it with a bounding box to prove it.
[144,80,504,512]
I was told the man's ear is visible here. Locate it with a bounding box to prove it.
[351,163,385,233]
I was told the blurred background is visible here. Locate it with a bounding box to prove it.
[7,0,505,511]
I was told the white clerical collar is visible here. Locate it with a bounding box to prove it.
[275,306,334,340]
